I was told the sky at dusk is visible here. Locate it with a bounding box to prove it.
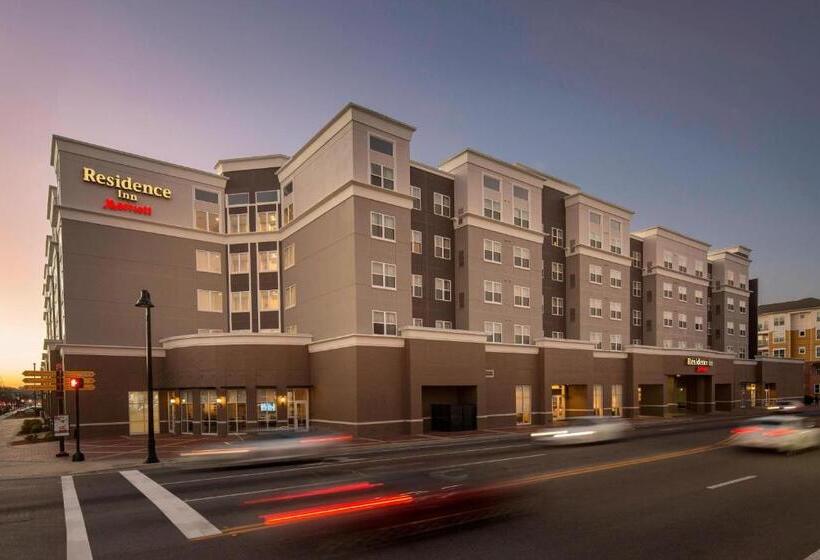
[0,0,818,386]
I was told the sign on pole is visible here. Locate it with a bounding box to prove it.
[54,415,69,438]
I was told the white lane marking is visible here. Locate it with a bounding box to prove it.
[120,470,221,539]
[706,475,757,490]
[804,548,820,560]
[162,443,531,486]
[185,477,355,503]
[61,476,93,560]
[435,453,546,469]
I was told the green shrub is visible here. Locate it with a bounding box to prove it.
[18,418,43,435]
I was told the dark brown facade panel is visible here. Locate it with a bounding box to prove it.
[629,237,644,344]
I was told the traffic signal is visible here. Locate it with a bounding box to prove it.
[69,377,84,389]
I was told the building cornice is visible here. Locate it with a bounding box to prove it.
[626,345,734,359]
[631,226,710,251]
[535,338,597,351]
[594,351,628,359]
[410,160,454,180]
[402,326,487,344]
[454,213,545,244]
[713,285,751,297]
[60,344,167,358]
[215,154,290,174]
[564,192,634,220]
[644,266,710,288]
[566,244,632,268]
[308,334,405,354]
[485,344,540,355]
[161,332,312,350]
[439,149,545,187]
[757,356,805,364]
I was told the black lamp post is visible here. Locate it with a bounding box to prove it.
[135,289,159,464]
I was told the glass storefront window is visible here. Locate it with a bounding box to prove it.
[227,389,247,434]
[593,384,603,416]
[515,385,531,425]
[257,388,277,430]
[180,390,194,434]
[128,391,159,435]
[611,385,623,417]
[201,390,218,435]
[287,388,310,431]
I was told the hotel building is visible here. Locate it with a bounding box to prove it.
[40,103,803,437]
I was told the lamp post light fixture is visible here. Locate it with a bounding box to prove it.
[135,289,159,464]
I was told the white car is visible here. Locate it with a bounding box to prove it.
[730,416,820,453]
[531,416,632,445]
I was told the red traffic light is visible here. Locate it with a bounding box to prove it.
[69,377,84,389]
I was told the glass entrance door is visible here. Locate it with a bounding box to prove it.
[552,395,565,421]
[515,385,531,425]
[287,388,309,431]
[128,392,159,435]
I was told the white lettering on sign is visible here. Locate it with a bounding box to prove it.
[686,357,714,367]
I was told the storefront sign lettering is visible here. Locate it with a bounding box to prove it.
[83,166,173,203]
[686,357,714,367]
[103,198,152,215]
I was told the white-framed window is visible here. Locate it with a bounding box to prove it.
[484,280,502,304]
[282,203,294,225]
[726,321,735,335]
[774,316,785,327]
[411,274,423,298]
[229,252,250,274]
[739,300,747,314]
[727,297,735,312]
[195,209,221,233]
[514,285,531,308]
[610,269,622,288]
[694,261,704,278]
[677,255,687,274]
[552,331,565,339]
[483,239,502,263]
[484,198,501,221]
[589,298,603,318]
[739,274,747,289]
[195,249,221,273]
[231,291,251,312]
[694,342,703,350]
[285,285,296,309]
[412,318,424,327]
[411,230,422,254]
[551,261,564,281]
[551,296,564,316]
[370,211,396,241]
[631,280,642,297]
[663,311,673,328]
[631,250,642,268]
[610,302,622,321]
[371,261,397,290]
[435,320,453,329]
[551,227,564,248]
[258,250,278,272]
[484,321,502,343]
[435,278,452,301]
[739,323,747,336]
[727,270,735,287]
[663,251,673,270]
[589,331,603,350]
[410,186,422,210]
[773,331,785,343]
[678,313,687,329]
[816,347,820,358]
[259,289,279,311]
[678,340,687,349]
[228,212,249,234]
[283,244,295,269]
[370,163,395,190]
[678,286,688,302]
[434,235,451,260]
[372,310,398,335]
[197,289,223,312]
[695,316,704,331]
[663,282,673,299]
[514,247,531,270]
[589,264,603,284]
[610,334,623,351]
[513,186,530,228]
[483,175,502,220]
[695,290,704,305]
[256,210,278,232]
[609,219,622,254]
[773,348,785,358]
[632,338,642,345]
[514,324,531,345]
[738,348,746,359]
[589,211,603,249]
[256,190,279,205]
[632,309,642,326]
[433,192,451,217]
[369,135,394,156]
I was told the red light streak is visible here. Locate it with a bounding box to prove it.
[243,481,383,505]
[297,434,353,444]
[730,427,761,435]
[259,494,414,526]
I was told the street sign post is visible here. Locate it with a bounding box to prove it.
[55,363,68,457]
[70,377,85,462]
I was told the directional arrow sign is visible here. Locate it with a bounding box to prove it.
[65,371,95,378]
[24,384,56,391]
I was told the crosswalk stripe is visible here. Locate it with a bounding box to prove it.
[61,476,93,560]
[120,470,221,539]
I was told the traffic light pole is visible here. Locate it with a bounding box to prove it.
[56,365,68,458]
[71,386,84,462]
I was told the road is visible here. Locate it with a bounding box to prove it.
[3,417,820,560]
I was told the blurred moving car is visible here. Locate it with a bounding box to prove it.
[178,428,352,465]
[730,415,820,453]
[765,399,806,413]
[530,416,632,445]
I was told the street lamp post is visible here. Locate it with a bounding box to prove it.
[135,289,159,464]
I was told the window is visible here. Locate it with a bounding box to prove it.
[434,235,451,260]
[632,280,642,297]
[610,269,622,288]
[256,190,279,204]
[773,332,785,343]
[663,282,673,299]
[411,186,421,210]
[551,227,564,248]
[677,255,687,274]
[196,250,221,273]
[282,183,293,197]
[484,280,502,304]
[411,275,423,298]
[409,230,422,254]
[258,250,278,272]
[678,313,687,329]
[195,209,220,233]
[435,278,452,301]
[225,389,247,434]
[229,252,249,274]
[609,219,622,254]
[610,334,623,351]
[257,210,278,232]
[678,286,688,302]
[513,186,529,228]
[231,291,251,312]
[727,270,735,286]
[631,250,642,268]
[483,197,501,221]
[695,290,704,305]
[774,316,785,327]
[663,252,673,270]
[197,289,222,312]
[739,324,747,336]
[514,324,531,345]
[678,340,687,349]
[412,318,424,327]
[588,212,602,248]
[195,188,219,204]
[516,385,532,425]
[663,311,673,328]
[372,310,398,335]
[663,339,673,349]
[370,163,395,190]
[256,388,277,431]
[514,285,531,308]
[552,331,565,339]
[283,203,294,225]
[589,332,603,350]
[727,321,735,335]
[371,261,397,289]
[259,289,279,311]
[695,316,704,331]
[611,385,623,416]
[694,261,704,278]
[610,302,622,321]
[515,247,531,270]
[285,285,296,309]
[370,211,396,241]
[551,261,564,281]
[369,135,394,156]
[227,192,249,206]
[283,244,295,269]
[228,212,248,234]
[435,320,453,329]
[589,264,603,284]
[816,347,820,359]
[773,348,785,358]
[632,309,642,326]
[551,297,564,316]
[284,325,297,334]
[483,239,502,263]
[484,321,502,343]
[589,298,603,318]
[739,300,747,314]
[739,274,747,289]
[433,192,451,217]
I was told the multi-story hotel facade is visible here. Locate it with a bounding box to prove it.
[40,103,803,437]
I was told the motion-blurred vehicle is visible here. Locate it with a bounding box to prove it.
[177,428,352,466]
[530,416,632,445]
[730,415,820,453]
[765,399,806,413]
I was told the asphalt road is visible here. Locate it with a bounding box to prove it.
[4,416,820,560]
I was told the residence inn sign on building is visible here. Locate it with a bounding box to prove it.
[40,103,805,438]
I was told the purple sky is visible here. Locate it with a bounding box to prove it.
[1,0,818,385]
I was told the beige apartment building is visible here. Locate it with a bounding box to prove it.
[708,246,753,358]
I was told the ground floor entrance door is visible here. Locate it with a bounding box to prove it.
[128,391,159,435]
[552,394,566,420]
[287,388,309,431]
[515,385,532,425]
